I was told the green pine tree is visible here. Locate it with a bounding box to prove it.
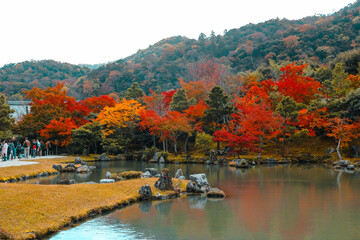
[0,95,14,138]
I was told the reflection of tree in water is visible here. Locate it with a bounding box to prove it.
[139,201,152,213]
[154,200,173,215]
[187,195,207,209]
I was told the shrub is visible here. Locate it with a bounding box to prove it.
[195,132,213,154]
[142,146,160,161]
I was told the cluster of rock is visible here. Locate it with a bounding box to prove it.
[333,160,356,171]
[149,152,166,163]
[186,173,226,198]
[52,158,95,174]
[141,168,161,178]
[138,168,226,201]
[207,150,229,165]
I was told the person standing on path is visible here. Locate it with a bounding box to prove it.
[1,140,8,161]
[23,137,30,159]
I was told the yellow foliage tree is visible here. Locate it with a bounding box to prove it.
[95,99,144,137]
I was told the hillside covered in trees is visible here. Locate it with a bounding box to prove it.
[1,1,360,100]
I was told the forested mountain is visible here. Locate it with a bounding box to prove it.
[1,1,360,100]
[0,60,90,100]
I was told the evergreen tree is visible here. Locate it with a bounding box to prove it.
[70,122,103,155]
[205,86,233,149]
[169,89,195,112]
[125,82,145,101]
[0,94,14,138]
[276,96,299,157]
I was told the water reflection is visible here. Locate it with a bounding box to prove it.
[50,164,360,240]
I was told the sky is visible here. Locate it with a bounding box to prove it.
[0,0,356,67]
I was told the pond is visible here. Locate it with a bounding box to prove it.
[47,161,360,240]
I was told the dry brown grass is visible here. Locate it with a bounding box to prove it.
[0,155,102,182]
[0,178,188,240]
[0,158,66,182]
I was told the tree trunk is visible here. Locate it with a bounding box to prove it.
[275,139,277,155]
[163,140,166,151]
[258,135,263,158]
[153,135,156,147]
[287,138,290,156]
[217,141,220,151]
[281,133,286,157]
[336,137,342,161]
[174,140,177,154]
[184,134,189,154]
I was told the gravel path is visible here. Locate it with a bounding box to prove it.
[0,156,65,168]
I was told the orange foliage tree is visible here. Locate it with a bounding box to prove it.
[325,117,360,161]
[40,117,77,149]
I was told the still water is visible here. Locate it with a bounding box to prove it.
[47,161,360,240]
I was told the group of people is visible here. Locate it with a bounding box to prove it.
[1,137,52,161]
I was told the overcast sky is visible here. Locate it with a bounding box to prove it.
[0,0,356,67]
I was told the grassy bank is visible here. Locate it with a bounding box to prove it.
[0,178,187,240]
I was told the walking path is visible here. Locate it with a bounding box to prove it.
[0,156,65,168]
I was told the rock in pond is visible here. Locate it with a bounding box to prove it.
[139,185,152,200]
[52,164,63,172]
[114,154,126,161]
[57,179,76,185]
[339,160,350,167]
[235,159,250,168]
[100,179,115,183]
[155,169,174,190]
[98,153,110,161]
[347,164,355,170]
[206,188,226,198]
[186,173,210,193]
[63,164,77,172]
[144,168,158,177]
[105,171,111,179]
[175,169,184,179]
[76,165,92,173]
[159,156,165,163]
[74,157,82,164]
[142,171,152,178]
[325,147,335,154]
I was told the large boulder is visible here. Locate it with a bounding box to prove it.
[154,169,174,190]
[98,153,110,161]
[347,164,355,170]
[175,169,184,179]
[141,171,152,178]
[235,159,250,168]
[144,168,158,176]
[62,164,77,172]
[52,164,62,172]
[74,157,82,164]
[114,154,126,161]
[139,185,152,200]
[105,171,111,179]
[153,152,160,162]
[325,147,335,154]
[186,174,211,193]
[76,165,91,173]
[159,156,165,163]
[339,160,350,167]
[265,158,277,165]
[206,188,226,198]
[209,150,217,164]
